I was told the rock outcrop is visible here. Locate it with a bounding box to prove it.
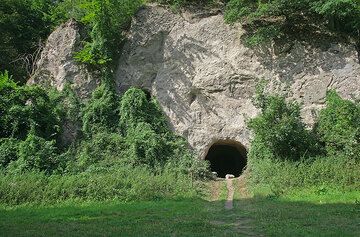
[28,19,99,99]
[116,5,360,158]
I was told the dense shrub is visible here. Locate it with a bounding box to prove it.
[73,132,127,172]
[248,82,320,161]
[0,0,55,83]
[0,167,201,205]
[119,88,169,135]
[224,0,360,46]
[0,72,62,141]
[317,90,360,159]
[0,73,206,179]
[0,138,20,168]
[82,84,119,136]
[14,133,59,174]
[247,83,360,195]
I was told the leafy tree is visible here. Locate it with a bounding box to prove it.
[248,82,320,161]
[0,72,62,141]
[225,0,360,46]
[0,138,20,168]
[0,0,55,83]
[51,0,143,67]
[317,90,360,158]
[16,132,58,174]
[119,88,168,135]
[82,83,119,136]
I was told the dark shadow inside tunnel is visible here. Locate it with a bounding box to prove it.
[205,141,247,178]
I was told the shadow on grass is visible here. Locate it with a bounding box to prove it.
[0,196,359,237]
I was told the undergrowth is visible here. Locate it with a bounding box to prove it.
[0,73,209,205]
[247,81,360,196]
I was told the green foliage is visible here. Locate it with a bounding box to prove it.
[52,0,143,67]
[225,0,360,45]
[248,81,319,161]
[119,88,168,135]
[82,84,119,136]
[317,90,360,158]
[74,132,126,172]
[0,74,206,181]
[0,71,17,90]
[248,82,360,195]
[248,155,360,195]
[125,122,169,167]
[0,75,62,141]
[118,88,204,171]
[0,138,20,168]
[0,0,55,83]
[245,25,283,46]
[15,132,58,174]
[0,168,200,205]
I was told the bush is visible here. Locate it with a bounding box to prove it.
[0,167,200,205]
[0,138,20,168]
[247,84,360,195]
[224,0,360,46]
[73,132,127,172]
[316,90,360,159]
[119,87,168,135]
[248,82,320,161]
[14,133,59,174]
[82,83,119,136]
[0,82,209,204]
[0,74,62,141]
[248,155,360,195]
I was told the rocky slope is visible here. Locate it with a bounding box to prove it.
[29,5,360,158]
[28,20,99,99]
[116,5,360,158]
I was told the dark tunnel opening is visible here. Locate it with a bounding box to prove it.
[205,141,247,178]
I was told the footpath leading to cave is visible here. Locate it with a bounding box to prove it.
[209,175,263,237]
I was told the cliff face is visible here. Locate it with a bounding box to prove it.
[28,20,100,99]
[29,5,360,158]
[116,5,360,158]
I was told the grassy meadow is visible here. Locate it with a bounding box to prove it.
[1,181,359,237]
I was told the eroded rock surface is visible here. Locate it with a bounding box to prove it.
[116,5,360,158]
[28,20,99,99]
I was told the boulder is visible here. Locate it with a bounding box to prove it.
[28,19,99,99]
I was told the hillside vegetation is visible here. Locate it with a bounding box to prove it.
[2,0,359,83]
[1,1,360,236]
[0,0,359,206]
[0,71,208,205]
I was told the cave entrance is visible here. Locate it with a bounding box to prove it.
[205,141,247,178]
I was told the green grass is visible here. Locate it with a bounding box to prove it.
[240,196,360,236]
[1,187,359,237]
[0,199,250,237]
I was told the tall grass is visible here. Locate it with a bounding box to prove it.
[0,167,201,206]
[248,156,360,196]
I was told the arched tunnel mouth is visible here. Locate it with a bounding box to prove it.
[205,141,247,178]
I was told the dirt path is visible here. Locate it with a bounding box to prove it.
[225,177,234,210]
[210,175,264,236]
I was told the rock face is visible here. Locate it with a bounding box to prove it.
[28,20,99,99]
[116,5,360,158]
